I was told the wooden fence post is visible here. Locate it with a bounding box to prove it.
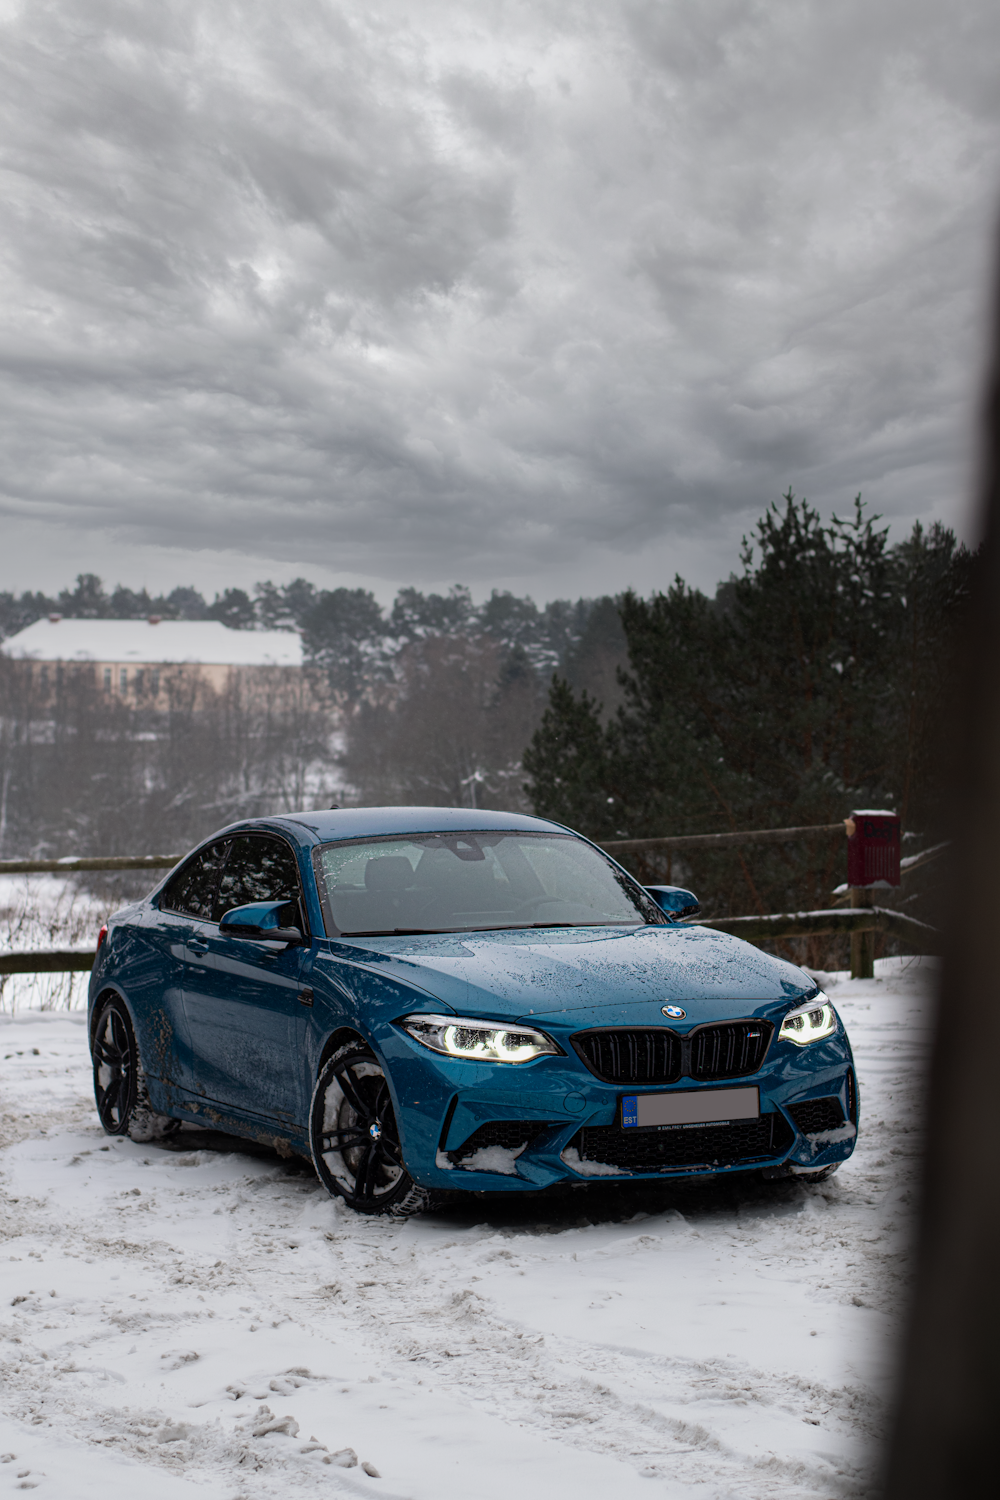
[849,886,875,979]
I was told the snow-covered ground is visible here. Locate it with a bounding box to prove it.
[0,957,931,1499]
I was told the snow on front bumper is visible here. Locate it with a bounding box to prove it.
[382,1024,858,1192]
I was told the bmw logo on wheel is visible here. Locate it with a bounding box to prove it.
[661,1004,686,1019]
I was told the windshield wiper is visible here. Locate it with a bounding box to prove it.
[340,928,463,937]
[524,921,589,929]
[340,920,637,938]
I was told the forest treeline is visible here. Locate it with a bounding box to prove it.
[0,572,627,862]
[0,572,627,703]
[524,494,974,940]
[0,494,973,951]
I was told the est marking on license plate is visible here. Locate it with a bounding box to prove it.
[621,1086,760,1131]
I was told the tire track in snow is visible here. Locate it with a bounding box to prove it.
[302,1220,875,1497]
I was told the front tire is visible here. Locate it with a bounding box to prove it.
[92,997,179,1142]
[309,1041,436,1217]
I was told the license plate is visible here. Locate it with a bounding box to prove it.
[621,1086,760,1130]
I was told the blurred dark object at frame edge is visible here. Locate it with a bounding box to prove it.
[882,219,1000,1495]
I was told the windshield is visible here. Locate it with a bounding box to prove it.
[315,830,664,937]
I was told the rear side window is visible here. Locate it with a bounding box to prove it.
[217,835,303,920]
[160,840,229,920]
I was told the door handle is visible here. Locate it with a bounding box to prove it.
[186,940,209,954]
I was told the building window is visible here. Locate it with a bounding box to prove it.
[103,668,112,689]
[151,670,160,695]
[135,669,144,693]
[119,668,128,692]
[39,664,49,689]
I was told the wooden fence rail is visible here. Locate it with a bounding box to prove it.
[0,822,944,974]
[2,821,849,873]
[0,948,97,974]
[695,906,941,954]
[0,905,941,976]
[1,824,950,874]
[599,822,847,855]
[0,854,181,875]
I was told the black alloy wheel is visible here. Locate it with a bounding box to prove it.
[310,1041,436,1216]
[92,997,139,1134]
[92,995,179,1142]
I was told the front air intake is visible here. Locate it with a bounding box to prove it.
[786,1096,846,1135]
[688,1021,773,1080]
[572,1020,772,1085]
[572,1029,683,1085]
[448,1120,550,1164]
[569,1111,794,1173]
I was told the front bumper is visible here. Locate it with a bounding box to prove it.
[378,1020,858,1192]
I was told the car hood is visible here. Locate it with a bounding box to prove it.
[330,924,812,1026]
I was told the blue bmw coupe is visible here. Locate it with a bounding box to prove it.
[88,807,858,1214]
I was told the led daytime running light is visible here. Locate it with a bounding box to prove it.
[779,992,838,1046]
[399,1013,560,1064]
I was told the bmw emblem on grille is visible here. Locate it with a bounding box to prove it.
[661,1004,686,1019]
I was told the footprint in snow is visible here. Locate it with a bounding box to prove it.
[251,1405,299,1438]
[160,1349,199,1371]
[312,1448,379,1476]
[296,1436,358,1467]
[269,1373,310,1394]
[155,1421,196,1444]
[322,1447,358,1468]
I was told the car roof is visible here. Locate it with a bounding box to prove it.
[277,806,571,844]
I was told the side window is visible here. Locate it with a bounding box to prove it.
[216,835,303,922]
[160,841,229,920]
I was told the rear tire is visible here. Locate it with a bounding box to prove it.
[92,997,179,1142]
[309,1041,438,1217]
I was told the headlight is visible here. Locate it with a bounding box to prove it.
[399,1013,561,1064]
[779,993,838,1046]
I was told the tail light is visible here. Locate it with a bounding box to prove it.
[97,924,108,950]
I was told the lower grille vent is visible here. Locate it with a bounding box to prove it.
[570,1112,794,1174]
[449,1120,549,1163]
[786,1096,846,1135]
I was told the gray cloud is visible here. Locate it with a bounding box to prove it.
[0,0,997,602]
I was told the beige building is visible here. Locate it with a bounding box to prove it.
[1,616,303,701]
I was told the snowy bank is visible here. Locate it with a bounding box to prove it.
[0,957,934,1497]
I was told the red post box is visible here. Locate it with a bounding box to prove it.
[846,809,901,888]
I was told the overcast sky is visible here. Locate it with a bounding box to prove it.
[1,0,998,608]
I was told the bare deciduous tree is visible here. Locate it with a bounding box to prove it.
[0,657,337,862]
[340,634,546,812]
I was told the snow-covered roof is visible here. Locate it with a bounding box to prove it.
[1,617,303,667]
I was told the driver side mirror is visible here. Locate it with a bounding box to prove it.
[219,900,304,945]
[644,885,700,921]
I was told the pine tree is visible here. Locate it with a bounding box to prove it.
[524,492,975,934]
